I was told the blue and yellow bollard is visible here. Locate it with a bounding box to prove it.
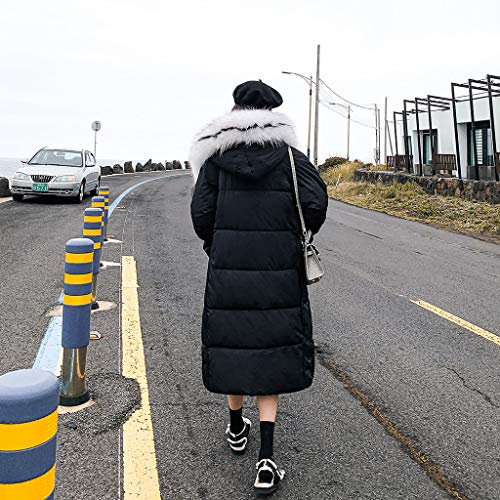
[0,368,59,499]
[83,207,103,310]
[91,196,106,259]
[98,186,110,241]
[59,238,94,406]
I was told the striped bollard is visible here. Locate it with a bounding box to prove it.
[0,369,59,499]
[91,196,106,267]
[83,207,103,310]
[59,238,94,406]
[98,186,110,241]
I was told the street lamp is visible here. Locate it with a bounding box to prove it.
[329,102,351,160]
[282,71,314,160]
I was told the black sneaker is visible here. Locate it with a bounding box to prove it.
[254,458,285,496]
[225,417,252,454]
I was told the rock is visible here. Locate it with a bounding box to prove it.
[165,162,173,170]
[0,177,11,197]
[112,164,123,174]
[184,161,191,169]
[135,162,144,172]
[143,159,153,171]
[173,160,182,170]
[157,162,165,171]
[124,161,134,173]
[149,163,159,171]
[101,165,113,176]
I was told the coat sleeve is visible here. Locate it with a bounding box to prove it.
[190,160,219,256]
[291,147,328,235]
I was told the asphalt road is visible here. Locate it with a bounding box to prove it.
[1,172,499,499]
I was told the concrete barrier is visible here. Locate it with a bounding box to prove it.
[0,368,59,499]
[60,238,95,406]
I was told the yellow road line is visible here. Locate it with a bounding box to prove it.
[412,299,500,347]
[121,256,161,499]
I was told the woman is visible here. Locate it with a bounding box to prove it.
[190,80,328,496]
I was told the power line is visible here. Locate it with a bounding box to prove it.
[319,99,376,129]
[319,78,376,111]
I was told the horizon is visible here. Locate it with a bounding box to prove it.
[1,1,499,163]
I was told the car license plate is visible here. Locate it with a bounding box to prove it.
[32,183,49,192]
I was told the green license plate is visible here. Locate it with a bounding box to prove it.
[32,183,49,192]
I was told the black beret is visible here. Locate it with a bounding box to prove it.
[233,80,283,109]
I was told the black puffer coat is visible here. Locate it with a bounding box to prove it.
[190,109,328,395]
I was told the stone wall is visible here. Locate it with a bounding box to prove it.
[354,168,500,204]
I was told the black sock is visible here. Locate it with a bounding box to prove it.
[229,407,244,434]
[259,421,275,460]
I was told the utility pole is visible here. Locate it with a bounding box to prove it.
[307,76,313,159]
[313,44,320,169]
[384,97,388,163]
[378,107,381,165]
[374,104,379,165]
[347,105,351,160]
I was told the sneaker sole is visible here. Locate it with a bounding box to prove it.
[230,446,247,455]
[254,485,279,497]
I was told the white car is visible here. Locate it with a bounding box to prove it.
[11,148,101,203]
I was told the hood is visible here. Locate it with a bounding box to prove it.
[188,108,298,181]
[210,144,289,180]
[17,164,83,177]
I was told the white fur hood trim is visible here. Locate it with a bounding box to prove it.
[188,109,299,181]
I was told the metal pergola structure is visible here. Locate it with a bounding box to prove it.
[393,74,500,181]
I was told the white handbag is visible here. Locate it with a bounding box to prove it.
[288,147,325,285]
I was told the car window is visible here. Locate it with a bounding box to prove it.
[29,149,83,167]
[87,152,96,166]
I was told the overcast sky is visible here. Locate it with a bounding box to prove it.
[1,0,499,164]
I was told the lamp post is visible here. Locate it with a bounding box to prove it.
[282,71,314,160]
[330,102,351,160]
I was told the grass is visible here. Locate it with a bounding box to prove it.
[321,163,500,243]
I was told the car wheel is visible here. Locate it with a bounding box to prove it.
[73,182,85,203]
[12,194,24,202]
[91,178,101,196]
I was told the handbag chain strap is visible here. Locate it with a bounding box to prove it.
[288,147,308,240]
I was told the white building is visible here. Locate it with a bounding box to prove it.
[392,79,500,181]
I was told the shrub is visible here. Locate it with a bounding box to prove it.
[318,156,348,173]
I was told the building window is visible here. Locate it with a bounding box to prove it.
[422,130,438,164]
[468,121,493,166]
